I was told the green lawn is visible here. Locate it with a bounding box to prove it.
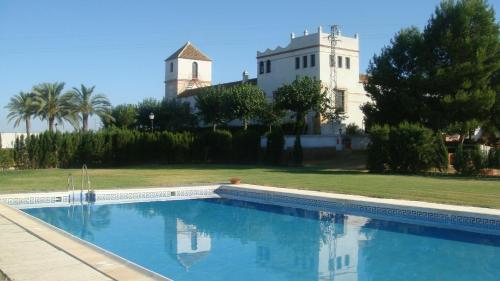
[0,165,499,209]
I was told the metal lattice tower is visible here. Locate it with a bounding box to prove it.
[328,25,341,113]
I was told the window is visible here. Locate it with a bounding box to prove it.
[192,62,198,79]
[336,256,342,270]
[336,90,345,111]
[170,62,173,72]
[346,57,350,69]
[266,60,271,73]
[330,55,335,67]
[295,57,300,69]
[344,255,350,267]
[338,56,343,68]
[303,56,308,68]
[310,54,315,67]
[259,61,264,74]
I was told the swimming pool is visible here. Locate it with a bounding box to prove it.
[23,197,500,281]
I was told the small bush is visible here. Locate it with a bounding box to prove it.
[232,130,261,163]
[198,130,232,163]
[367,124,390,172]
[487,148,500,168]
[292,135,303,166]
[433,132,449,172]
[0,149,14,169]
[453,144,487,175]
[265,129,285,165]
[345,123,364,136]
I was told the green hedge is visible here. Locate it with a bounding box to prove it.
[367,123,448,173]
[13,129,262,168]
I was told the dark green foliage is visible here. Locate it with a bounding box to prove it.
[367,124,390,172]
[13,135,30,169]
[487,148,500,168]
[232,130,261,163]
[292,136,303,166]
[265,129,285,165]
[367,123,449,173]
[275,76,329,166]
[388,123,436,173]
[433,132,449,172]
[362,0,499,142]
[103,104,138,130]
[197,130,233,163]
[0,149,14,169]
[345,123,364,136]
[195,86,229,131]
[453,144,487,175]
[224,83,266,130]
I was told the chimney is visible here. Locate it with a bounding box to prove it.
[304,29,309,36]
[242,70,249,83]
[318,26,322,33]
[290,32,295,39]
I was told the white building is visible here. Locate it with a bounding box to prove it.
[165,26,369,135]
[0,133,33,149]
[257,27,369,134]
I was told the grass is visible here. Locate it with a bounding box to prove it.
[0,164,499,209]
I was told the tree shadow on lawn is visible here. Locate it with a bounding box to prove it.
[90,164,500,182]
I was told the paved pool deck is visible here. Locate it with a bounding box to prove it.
[0,204,170,281]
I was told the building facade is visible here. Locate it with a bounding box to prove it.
[256,27,369,134]
[165,26,369,135]
[164,42,212,100]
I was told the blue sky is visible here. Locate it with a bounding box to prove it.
[1,0,498,132]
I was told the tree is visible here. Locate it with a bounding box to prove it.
[361,28,440,130]
[5,91,36,135]
[274,76,329,165]
[103,104,138,129]
[257,100,286,133]
[225,83,266,130]
[136,98,161,131]
[159,99,197,131]
[424,0,499,143]
[32,82,78,132]
[65,85,113,132]
[195,86,229,131]
[362,0,500,141]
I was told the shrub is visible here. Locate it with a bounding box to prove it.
[487,148,500,168]
[265,129,285,165]
[198,130,233,163]
[0,149,14,169]
[292,135,303,166]
[367,124,390,172]
[388,123,436,173]
[232,130,261,163]
[453,144,487,175]
[345,123,364,136]
[433,132,449,172]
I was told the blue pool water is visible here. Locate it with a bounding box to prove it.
[24,199,500,281]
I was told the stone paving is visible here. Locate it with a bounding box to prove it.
[0,205,171,281]
[0,216,111,281]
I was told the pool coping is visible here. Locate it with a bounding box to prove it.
[0,204,172,281]
[0,184,499,280]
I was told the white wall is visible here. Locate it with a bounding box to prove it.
[165,57,212,99]
[1,133,32,149]
[256,28,370,135]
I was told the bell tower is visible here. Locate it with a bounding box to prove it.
[164,42,212,99]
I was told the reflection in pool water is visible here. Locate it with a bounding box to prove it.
[24,199,500,281]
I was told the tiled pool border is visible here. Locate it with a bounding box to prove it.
[1,184,499,235]
[217,184,500,235]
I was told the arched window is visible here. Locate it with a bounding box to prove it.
[259,61,264,74]
[170,62,174,72]
[266,60,271,73]
[192,62,198,79]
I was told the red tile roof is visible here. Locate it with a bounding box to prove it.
[166,42,211,61]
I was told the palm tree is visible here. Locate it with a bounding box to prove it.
[5,91,36,135]
[32,82,78,132]
[65,85,113,132]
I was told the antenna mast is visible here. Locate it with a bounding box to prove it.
[328,25,340,116]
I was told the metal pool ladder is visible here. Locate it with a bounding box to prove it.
[67,173,76,203]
